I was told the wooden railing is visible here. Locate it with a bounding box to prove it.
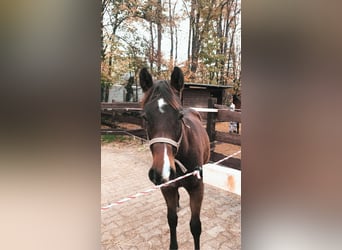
[101,99,241,169]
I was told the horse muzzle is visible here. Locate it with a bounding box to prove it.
[148,166,176,185]
[148,142,177,185]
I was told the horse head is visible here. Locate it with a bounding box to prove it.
[139,67,185,185]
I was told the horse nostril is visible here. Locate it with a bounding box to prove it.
[148,168,162,185]
[148,168,155,183]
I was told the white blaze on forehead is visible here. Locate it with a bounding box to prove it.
[162,145,171,181]
[157,98,167,113]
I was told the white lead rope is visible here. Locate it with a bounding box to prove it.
[213,150,241,165]
[101,170,201,211]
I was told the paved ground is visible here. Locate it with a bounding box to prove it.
[101,139,241,250]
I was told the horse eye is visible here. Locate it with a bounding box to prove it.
[178,111,184,120]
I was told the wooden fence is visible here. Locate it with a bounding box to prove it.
[101,98,241,169]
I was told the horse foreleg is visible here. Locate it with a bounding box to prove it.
[161,187,179,250]
[188,181,204,250]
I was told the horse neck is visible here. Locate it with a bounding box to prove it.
[176,120,191,161]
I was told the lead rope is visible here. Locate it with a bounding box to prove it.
[101,170,201,211]
[174,159,188,173]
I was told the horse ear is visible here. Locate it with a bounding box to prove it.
[170,66,184,93]
[139,68,153,92]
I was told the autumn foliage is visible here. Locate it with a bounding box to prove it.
[101,0,241,97]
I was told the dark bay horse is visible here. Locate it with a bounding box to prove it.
[139,67,210,249]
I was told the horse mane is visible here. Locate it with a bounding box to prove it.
[141,81,182,111]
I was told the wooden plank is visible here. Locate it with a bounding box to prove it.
[101,129,146,139]
[183,89,210,108]
[210,152,241,170]
[217,109,241,123]
[101,102,141,110]
[215,131,241,145]
[114,115,143,126]
[101,120,113,127]
[206,98,217,142]
[101,130,127,135]
[203,163,241,195]
[101,110,114,116]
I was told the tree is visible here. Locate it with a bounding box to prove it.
[183,0,240,86]
[168,0,175,69]
[101,0,139,101]
[100,0,241,100]
[156,0,163,75]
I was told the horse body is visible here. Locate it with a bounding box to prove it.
[178,108,210,168]
[139,67,210,250]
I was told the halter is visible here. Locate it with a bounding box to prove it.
[148,133,183,152]
[147,123,188,174]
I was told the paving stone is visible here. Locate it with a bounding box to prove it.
[101,143,241,249]
[206,225,226,238]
